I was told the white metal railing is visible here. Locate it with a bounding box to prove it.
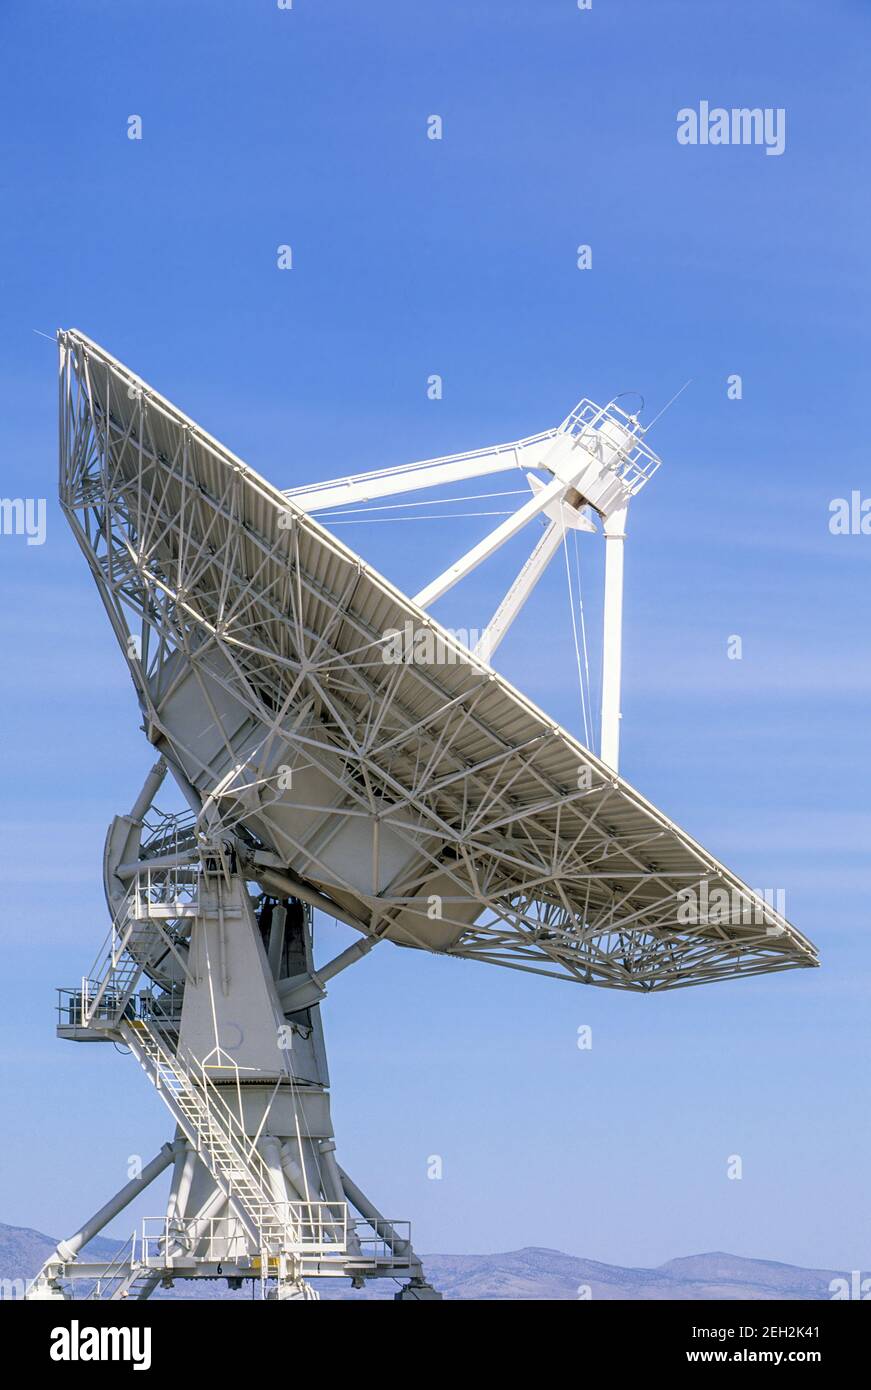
[140,807,197,856]
[56,878,184,1031]
[350,1218,413,1265]
[140,1204,348,1268]
[86,1232,137,1299]
[57,980,137,1029]
[559,398,662,495]
[121,1018,348,1258]
[142,1214,248,1266]
[59,891,149,1030]
[133,863,200,920]
[69,869,185,1030]
[56,982,183,1031]
[62,851,194,1033]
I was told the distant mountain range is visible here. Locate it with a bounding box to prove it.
[0,1221,848,1300]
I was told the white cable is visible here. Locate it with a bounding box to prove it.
[317,488,529,517]
[326,510,514,525]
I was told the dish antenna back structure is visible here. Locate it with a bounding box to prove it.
[28,332,817,1301]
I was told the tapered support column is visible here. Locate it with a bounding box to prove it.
[601,506,627,772]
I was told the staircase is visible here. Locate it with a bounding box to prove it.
[84,1234,160,1302]
[109,1267,162,1301]
[63,864,192,1040]
[74,881,181,1032]
[78,903,149,1028]
[119,1018,332,1263]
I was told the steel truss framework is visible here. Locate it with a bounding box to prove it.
[58,330,817,992]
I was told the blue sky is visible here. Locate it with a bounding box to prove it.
[1,0,870,1274]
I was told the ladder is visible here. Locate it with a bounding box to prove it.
[119,1018,305,1260]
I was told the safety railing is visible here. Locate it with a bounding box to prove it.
[86,1233,137,1299]
[123,1021,348,1258]
[57,983,183,1031]
[140,807,198,859]
[140,1204,348,1267]
[132,863,200,920]
[350,1217,413,1265]
[559,398,662,495]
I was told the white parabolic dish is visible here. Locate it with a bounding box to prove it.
[59,329,819,992]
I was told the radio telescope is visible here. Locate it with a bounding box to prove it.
[27,331,817,1301]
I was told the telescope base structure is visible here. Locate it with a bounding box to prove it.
[29,866,442,1303]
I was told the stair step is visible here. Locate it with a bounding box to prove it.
[123,1019,301,1250]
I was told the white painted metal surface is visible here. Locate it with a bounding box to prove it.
[29,330,817,1304]
[601,505,628,771]
[55,330,816,988]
